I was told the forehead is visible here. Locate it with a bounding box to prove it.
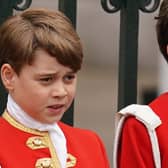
[22,49,73,74]
[32,49,57,66]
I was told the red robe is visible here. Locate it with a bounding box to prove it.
[118,92,168,167]
[0,112,110,168]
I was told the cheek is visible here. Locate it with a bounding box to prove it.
[16,85,48,106]
[21,80,48,96]
[68,85,76,99]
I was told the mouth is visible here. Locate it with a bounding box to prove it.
[47,104,65,115]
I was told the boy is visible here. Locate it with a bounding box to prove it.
[0,8,110,168]
[114,0,168,167]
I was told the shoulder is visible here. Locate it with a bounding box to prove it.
[0,116,19,136]
[118,104,160,137]
[0,117,17,146]
[122,116,147,134]
[118,93,168,138]
[120,92,168,129]
[58,121,103,144]
[58,121,98,137]
[58,122,108,159]
[0,117,9,131]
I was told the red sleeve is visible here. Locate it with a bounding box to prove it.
[118,116,155,168]
[94,132,110,168]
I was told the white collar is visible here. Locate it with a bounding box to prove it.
[7,94,67,168]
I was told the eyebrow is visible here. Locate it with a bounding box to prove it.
[35,70,76,77]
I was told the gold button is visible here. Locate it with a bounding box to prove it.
[40,159,50,167]
[35,158,53,168]
[33,138,42,146]
[26,136,47,149]
[66,153,77,167]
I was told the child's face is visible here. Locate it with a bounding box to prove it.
[7,49,77,124]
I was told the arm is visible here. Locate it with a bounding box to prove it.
[118,116,155,168]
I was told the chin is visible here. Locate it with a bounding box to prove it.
[46,118,61,124]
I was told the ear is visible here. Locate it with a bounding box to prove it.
[1,64,16,91]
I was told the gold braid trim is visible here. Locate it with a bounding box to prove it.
[2,111,77,167]
[2,111,61,167]
[2,111,46,136]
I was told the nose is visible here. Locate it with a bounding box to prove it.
[51,82,68,98]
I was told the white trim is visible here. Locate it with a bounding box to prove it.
[113,104,162,168]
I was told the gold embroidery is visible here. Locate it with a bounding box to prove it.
[66,153,77,167]
[2,111,77,168]
[2,111,46,136]
[2,111,61,168]
[45,133,61,167]
[26,136,47,149]
[35,158,54,168]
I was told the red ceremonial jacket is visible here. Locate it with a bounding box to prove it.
[0,111,110,168]
[118,92,168,168]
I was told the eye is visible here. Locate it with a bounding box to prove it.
[39,76,54,84]
[64,74,76,83]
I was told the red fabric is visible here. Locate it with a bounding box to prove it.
[0,119,110,168]
[118,92,168,168]
[59,122,110,168]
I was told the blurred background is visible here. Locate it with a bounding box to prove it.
[16,0,168,167]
